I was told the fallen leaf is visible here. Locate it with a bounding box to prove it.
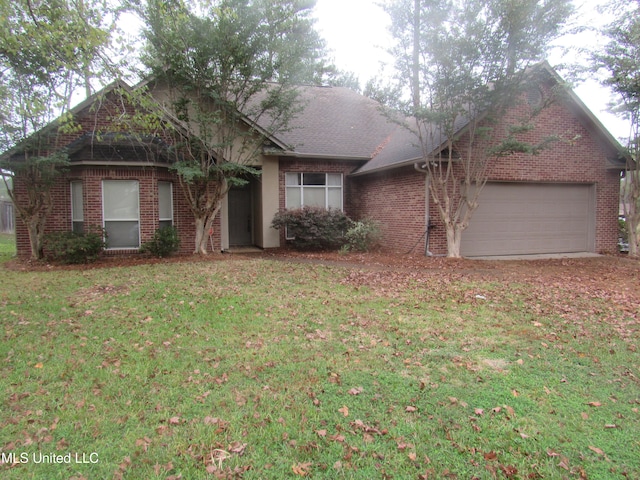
[587,401,602,407]
[291,463,311,476]
[315,429,327,437]
[228,441,246,455]
[34,363,43,369]
[348,387,363,395]
[474,408,484,416]
[168,416,180,425]
[604,424,617,429]
[558,457,570,470]
[405,405,417,412]
[484,451,497,460]
[588,446,604,455]
[500,464,518,478]
[338,405,349,417]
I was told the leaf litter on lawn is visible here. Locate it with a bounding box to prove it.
[1,252,639,479]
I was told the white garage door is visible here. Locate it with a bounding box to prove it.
[461,183,595,256]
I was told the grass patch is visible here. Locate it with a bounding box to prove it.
[0,257,638,479]
[0,233,15,262]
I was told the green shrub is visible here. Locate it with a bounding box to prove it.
[44,228,106,264]
[271,206,352,250]
[344,218,382,252]
[140,226,181,257]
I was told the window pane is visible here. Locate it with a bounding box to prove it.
[158,182,172,221]
[103,180,139,220]
[159,220,173,230]
[285,172,301,186]
[286,187,301,208]
[303,173,326,186]
[72,221,84,234]
[328,188,342,209]
[304,188,326,207]
[327,173,342,186]
[105,221,139,248]
[71,181,83,222]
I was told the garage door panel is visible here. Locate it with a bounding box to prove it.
[461,183,594,256]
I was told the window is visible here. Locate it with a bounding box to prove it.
[158,182,173,229]
[70,181,84,233]
[103,180,140,249]
[285,173,343,210]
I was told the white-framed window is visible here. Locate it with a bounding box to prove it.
[158,181,173,229]
[70,181,84,233]
[285,172,343,210]
[102,180,140,249]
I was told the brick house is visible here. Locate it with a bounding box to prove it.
[8,64,625,258]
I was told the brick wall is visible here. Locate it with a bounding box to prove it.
[350,166,427,254]
[13,87,224,259]
[276,158,365,245]
[351,89,622,255]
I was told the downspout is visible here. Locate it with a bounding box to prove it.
[414,162,433,256]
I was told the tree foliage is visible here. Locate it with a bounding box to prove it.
[131,0,329,254]
[593,0,640,257]
[382,0,573,257]
[0,0,116,259]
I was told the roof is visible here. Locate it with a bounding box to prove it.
[265,85,402,160]
[4,63,627,173]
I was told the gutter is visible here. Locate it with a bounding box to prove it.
[414,162,433,256]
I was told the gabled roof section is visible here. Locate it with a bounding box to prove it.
[351,62,629,176]
[0,79,134,161]
[264,85,401,160]
[537,63,629,169]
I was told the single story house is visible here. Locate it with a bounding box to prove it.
[8,63,625,258]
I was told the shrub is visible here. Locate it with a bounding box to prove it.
[344,218,382,252]
[140,226,181,257]
[44,228,106,264]
[271,206,352,250]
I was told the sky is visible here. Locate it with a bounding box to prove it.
[311,0,630,141]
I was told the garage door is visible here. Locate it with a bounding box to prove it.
[461,183,595,256]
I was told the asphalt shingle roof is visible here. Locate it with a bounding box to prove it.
[270,85,403,159]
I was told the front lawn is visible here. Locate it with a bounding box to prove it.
[0,233,15,261]
[0,254,638,479]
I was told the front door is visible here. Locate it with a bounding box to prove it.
[228,183,253,246]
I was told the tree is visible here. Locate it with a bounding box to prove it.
[593,0,640,257]
[382,0,573,257]
[132,0,328,254]
[0,0,116,260]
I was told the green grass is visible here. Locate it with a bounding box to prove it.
[0,252,638,479]
[0,233,16,261]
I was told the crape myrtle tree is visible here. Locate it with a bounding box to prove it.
[133,0,329,254]
[382,0,573,257]
[0,0,115,260]
[593,0,640,257]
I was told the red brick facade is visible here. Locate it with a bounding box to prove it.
[350,90,621,255]
[11,78,622,259]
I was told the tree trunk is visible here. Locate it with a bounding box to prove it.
[27,216,45,260]
[629,216,639,258]
[445,222,463,258]
[193,204,222,255]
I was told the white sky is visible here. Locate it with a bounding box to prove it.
[312,0,630,141]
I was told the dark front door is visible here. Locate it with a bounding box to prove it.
[228,184,253,246]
